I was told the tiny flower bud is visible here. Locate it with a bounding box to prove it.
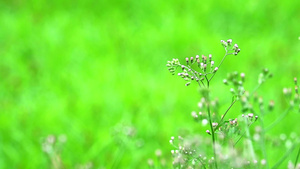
[227,39,232,44]
[221,40,228,47]
[148,159,154,167]
[203,56,207,64]
[155,149,162,157]
[206,130,211,135]
[190,57,194,63]
[294,77,298,85]
[196,55,199,59]
[181,65,184,70]
[191,111,198,118]
[185,82,191,86]
[234,44,238,49]
[263,68,269,75]
[204,64,207,72]
[214,67,218,72]
[255,116,258,121]
[223,79,228,85]
[186,57,189,64]
[261,159,267,165]
[248,113,253,118]
[209,54,212,61]
[241,73,245,79]
[212,122,218,127]
[268,100,274,111]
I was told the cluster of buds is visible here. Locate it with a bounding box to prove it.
[217,118,241,135]
[258,68,273,84]
[221,39,241,55]
[223,71,246,97]
[166,39,241,87]
[242,113,258,123]
[166,58,180,75]
[169,135,210,168]
[283,77,300,110]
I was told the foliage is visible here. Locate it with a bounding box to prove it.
[0,0,300,168]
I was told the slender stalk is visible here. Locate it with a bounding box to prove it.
[213,99,237,132]
[258,117,269,169]
[209,49,229,82]
[265,106,292,132]
[295,146,300,168]
[271,144,296,169]
[205,76,218,169]
[234,121,255,147]
[244,121,256,161]
[249,82,262,98]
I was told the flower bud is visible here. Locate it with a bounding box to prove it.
[227,39,232,44]
[206,130,211,135]
[186,57,189,64]
[221,40,228,47]
[213,67,218,72]
[268,100,274,111]
[234,44,238,49]
[241,73,245,81]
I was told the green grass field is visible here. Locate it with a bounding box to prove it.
[0,0,300,168]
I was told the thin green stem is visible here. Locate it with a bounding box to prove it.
[271,144,296,169]
[249,83,263,98]
[213,100,237,132]
[295,146,300,168]
[244,121,256,161]
[265,106,292,132]
[258,116,269,169]
[209,48,229,82]
[205,77,217,169]
[234,121,255,147]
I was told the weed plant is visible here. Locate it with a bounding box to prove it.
[161,40,300,169]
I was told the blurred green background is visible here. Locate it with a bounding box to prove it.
[0,0,300,168]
